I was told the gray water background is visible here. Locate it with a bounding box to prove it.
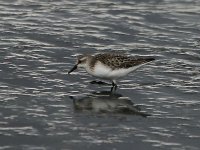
[0,0,200,149]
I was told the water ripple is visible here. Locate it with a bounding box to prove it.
[0,0,200,149]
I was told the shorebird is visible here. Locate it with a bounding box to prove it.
[68,53,155,91]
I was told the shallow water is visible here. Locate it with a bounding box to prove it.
[0,0,200,149]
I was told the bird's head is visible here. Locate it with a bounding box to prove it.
[68,55,90,74]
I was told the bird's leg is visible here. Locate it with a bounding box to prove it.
[111,80,117,92]
[90,80,110,85]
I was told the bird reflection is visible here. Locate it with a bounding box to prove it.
[69,91,150,117]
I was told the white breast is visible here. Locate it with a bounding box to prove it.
[87,62,112,79]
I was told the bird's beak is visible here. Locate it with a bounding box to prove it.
[68,64,78,74]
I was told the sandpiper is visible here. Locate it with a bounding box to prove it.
[68,53,155,91]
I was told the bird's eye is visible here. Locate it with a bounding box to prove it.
[78,60,82,63]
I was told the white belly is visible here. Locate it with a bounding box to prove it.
[86,62,143,80]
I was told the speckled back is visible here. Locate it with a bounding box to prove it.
[91,53,154,70]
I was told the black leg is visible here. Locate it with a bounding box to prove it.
[111,81,118,92]
[90,80,110,85]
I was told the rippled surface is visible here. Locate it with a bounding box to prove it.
[0,0,200,149]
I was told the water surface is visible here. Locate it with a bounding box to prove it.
[0,0,200,150]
